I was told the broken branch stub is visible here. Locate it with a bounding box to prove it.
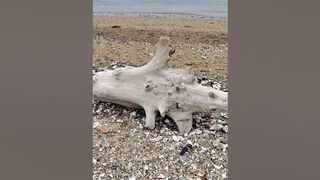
[93,36,228,134]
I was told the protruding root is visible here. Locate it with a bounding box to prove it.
[133,36,173,74]
[159,36,170,46]
[144,107,156,129]
[176,119,193,134]
[158,104,168,118]
[168,112,193,134]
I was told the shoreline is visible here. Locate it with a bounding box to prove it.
[93,11,228,20]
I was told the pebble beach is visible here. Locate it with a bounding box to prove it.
[93,14,228,180]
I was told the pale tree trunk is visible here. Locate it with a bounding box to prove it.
[93,36,228,134]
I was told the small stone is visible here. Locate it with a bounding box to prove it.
[153,136,163,142]
[172,135,180,142]
[200,147,208,152]
[99,173,105,179]
[129,176,136,180]
[187,140,193,145]
[214,164,223,170]
[210,124,224,131]
[128,162,133,169]
[197,172,205,177]
[222,172,227,179]
[195,129,202,135]
[97,126,109,134]
[220,111,228,118]
[212,83,222,90]
[158,174,165,179]
[179,155,189,165]
[93,122,99,129]
[116,119,124,123]
[222,126,228,133]
[130,111,137,117]
[201,55,207,59]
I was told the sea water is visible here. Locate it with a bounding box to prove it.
[93,0,227,17]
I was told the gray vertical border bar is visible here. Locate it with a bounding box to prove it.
[229,0,320,179]
[0,0,92,179]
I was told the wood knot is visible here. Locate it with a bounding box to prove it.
[145,80,155,92]
[145,83,153,92]
[208,92,215,98]
[113,69,122,77]
[175,85,180,92]
[174,85,186,93]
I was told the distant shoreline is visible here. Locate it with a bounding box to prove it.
[93,11,227,20]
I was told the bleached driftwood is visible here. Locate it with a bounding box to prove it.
[93,36,228,134]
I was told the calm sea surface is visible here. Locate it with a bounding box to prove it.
[93,0,227,17]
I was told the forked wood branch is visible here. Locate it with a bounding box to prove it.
[93,36,228,134]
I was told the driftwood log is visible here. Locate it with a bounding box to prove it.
[93,36,228,134]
